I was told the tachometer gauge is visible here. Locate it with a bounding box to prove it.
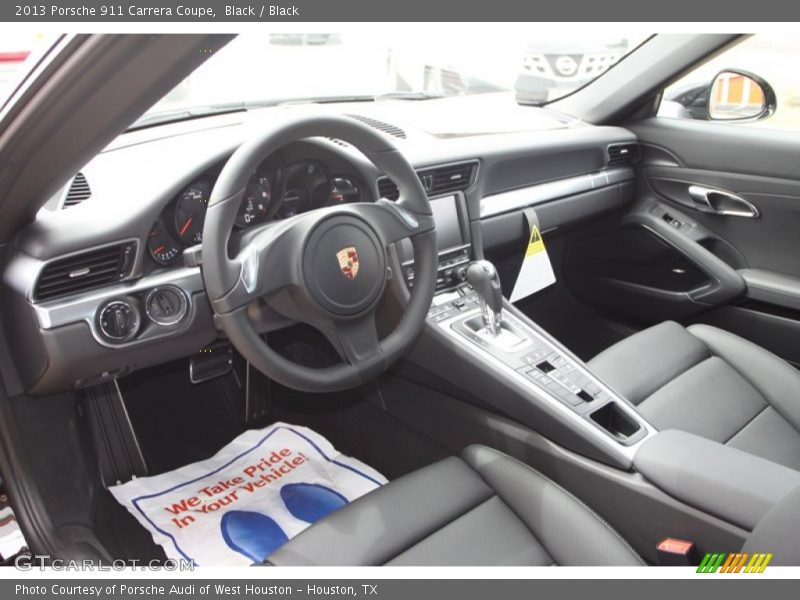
[329,177,362,205]
[148,219,182,266]
[236,179,271,228]
[174,180,210,244]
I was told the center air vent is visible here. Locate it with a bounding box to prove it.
[62,172,91,208]
[607,143,640,167]
[34,242,137,302]
[427,163,474,195]
[377,161,476,200]
[346,114,406,139]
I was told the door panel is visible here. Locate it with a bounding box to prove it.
[568,117,800,364]
[565,201,746,322]
[632,118,800,180]
[643,164,800,278]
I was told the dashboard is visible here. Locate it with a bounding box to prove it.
[147,155,366,266]
[2,101,638,395]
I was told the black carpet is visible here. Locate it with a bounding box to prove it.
[119,360,244,475]
[516,283,635,361]
[268,383,452,480]
[120,358,449,481]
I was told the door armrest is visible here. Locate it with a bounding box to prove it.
[739,268,800,311]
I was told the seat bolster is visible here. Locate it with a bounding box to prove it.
[265,456,493,566]
[742,485,800,566]
[589,321,709,403]
[461,445,643,566]
[688,324,800,432]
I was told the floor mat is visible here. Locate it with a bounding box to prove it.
[269,384,453,480]
[120,361,244,475]
[109,422,386,566]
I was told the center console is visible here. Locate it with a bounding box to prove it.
[428,286,652,453]
[402,193,655,466]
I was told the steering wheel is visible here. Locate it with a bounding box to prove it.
[202,115,437,393]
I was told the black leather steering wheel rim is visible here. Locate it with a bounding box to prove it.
[202,115,437,392]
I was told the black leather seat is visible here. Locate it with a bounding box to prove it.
[589,321,800,471]
[265,445,643,566]
[265,444,800,566]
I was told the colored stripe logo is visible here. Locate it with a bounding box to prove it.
[697,552,773,573]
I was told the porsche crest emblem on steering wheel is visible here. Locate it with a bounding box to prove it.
[336,246,360,280]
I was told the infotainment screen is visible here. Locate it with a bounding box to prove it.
[397,194,465,264]
[430,195,465,253]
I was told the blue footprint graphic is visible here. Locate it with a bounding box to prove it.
[220,510,288,563]
[281,483,349,523]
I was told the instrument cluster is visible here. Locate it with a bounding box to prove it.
[147,155,364,266]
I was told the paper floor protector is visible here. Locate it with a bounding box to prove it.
[109,422,387,566]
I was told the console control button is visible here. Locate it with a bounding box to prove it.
[522,350,548,365]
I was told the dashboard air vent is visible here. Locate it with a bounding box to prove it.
[428,162,474,195]
[34,242,137,302]
[607,143,640,167]
[377,161,476,200]
[346,114,406,139]
[63,172,91,208]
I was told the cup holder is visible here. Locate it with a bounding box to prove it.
[589,401,643,443]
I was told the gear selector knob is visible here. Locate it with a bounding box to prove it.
[467,260,503,335]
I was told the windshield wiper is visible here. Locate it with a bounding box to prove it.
[375,91,446,101]
[128,91,445,131]
[274,94,376,105]
[128,102,248,131]
[128,96,378,130]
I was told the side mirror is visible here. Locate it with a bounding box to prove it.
[708,69,776,122]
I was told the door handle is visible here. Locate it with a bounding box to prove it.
[688,185,760,218]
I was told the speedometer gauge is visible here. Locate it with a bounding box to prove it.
[174,180,210,244]
[148,218,181,266]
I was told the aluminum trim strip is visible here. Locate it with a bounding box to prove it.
[479,167,634,218]
[33,267,204,330]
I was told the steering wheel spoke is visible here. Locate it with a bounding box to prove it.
[353,200,435,247]
[214,220,303,313]
[324,311,384,369]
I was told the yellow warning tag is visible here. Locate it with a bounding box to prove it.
[510,224,555,302]
[525,225,546,257]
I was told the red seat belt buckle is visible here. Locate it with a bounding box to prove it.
[656,537,698,566]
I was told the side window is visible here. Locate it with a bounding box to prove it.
[658,34,800,132]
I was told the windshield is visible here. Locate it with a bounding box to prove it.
[0,32,62,106]
[135,30,651,129]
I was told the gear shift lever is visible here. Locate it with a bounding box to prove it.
[466,260,503,336]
